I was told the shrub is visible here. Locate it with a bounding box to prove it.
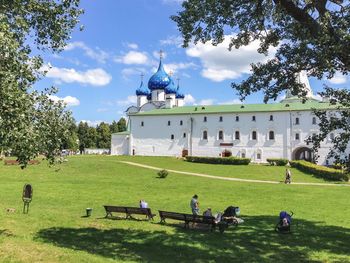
[185,156,251,165]
[157,169,168,178]
[290,160,349,182]
[266,158,289,166]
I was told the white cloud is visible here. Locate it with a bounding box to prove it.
[186,35,277,82]
[80,120,104,127]
[219,99,242,105]
[153,50,167,60]
[160,35,183,47]
[184,94,196,105]
[127,43,138,49]
[48,95,80,107]
[163,62,196,75]
[327,72,348,84]
[117,95,137,106]
[65,41,109,63]
[198,99,215,105]
[43,64,112,86]
[121,67,146,80]
[116,51,149,65]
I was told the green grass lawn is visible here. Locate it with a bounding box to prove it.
[0,155,349,262]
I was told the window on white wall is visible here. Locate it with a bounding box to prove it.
[218,130,224,140]
[312,117,317,125]
[202,130,208,140]
[141,121,144,127]
[269,115,273,121]
[252,131,257,140]
[204,116,207,122]
[168,121,171,126]
[269,131,275,140]
[219,116,223,122]
[256,149,262,160]
[295,117,300,125]
[180,120,183,126]
[183,133,186,138]
[252,116,256,121]
[235,116,239,122]
[170,134,174,140]
[235,131,240,140]
[295,133,300,140]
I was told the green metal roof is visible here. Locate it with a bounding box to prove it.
[112,131,130,135]
[130,101,337,116]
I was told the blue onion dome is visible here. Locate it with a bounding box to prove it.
[176,92,185,99]
[135,80,149,96]
[175,80,185,99]
[148,60,171,90]
[165,78,177,94]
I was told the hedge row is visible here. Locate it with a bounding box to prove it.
[290,160,349,182]
[185,156,251,165]
[266,158,289,166]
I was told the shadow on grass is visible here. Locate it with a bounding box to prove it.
[35,215,350,262]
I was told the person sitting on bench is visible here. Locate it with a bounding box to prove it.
[139,199,148,208]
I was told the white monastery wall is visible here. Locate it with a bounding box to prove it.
[122,109,341,164]
[111,134,129,155]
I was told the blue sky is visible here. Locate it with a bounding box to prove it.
[35,0,349,125]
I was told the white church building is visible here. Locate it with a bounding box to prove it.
[111,56,338,165]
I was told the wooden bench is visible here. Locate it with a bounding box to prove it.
[158,210,216,230]
[103,205,156,221]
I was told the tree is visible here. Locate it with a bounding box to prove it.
[61,121,79,152]
[0,0,83,166]
[110,120,119,134]
[172,1,350,169]
[117,118,127,132]
[86,127,97,149]
[77,122,89,153]
[96,122,111,149]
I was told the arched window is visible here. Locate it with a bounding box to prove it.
[295,117,300,125]
[180,120,183,126]
[218,130,224,140]
[256,149,262,160]
[312,117,316,125]
[269,115,273,121]
[235,116,239,122]
[170,134,174,140]
[295,133,300,140]
[202,130,208,140]
[141,121,144,127]
[235,131,240,140]
[183,133,186,138]
[204,116,207,122]
[252,116,256,121]
[168,120,171,126]
[219,116,223,122]
[269,131,275,140]
[252,131,257,140]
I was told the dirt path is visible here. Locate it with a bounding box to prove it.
[120,161,350,187]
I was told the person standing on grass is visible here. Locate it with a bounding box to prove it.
[190,194,199,215]
[285,169,292,184]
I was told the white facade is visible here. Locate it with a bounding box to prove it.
[112,108,335,165]
[111,57,342,165]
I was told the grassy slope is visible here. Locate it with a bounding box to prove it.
[116,155,347,184]
[0,155,349,262]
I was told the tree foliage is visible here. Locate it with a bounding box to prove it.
[0,0,83,167]
[173,0,350,169]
